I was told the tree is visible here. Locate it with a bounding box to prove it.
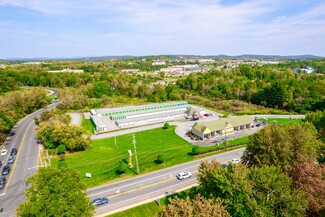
[156,155,164,164]
[197,160,307,217]
[192,147,200,155]
[286,161,325,216]
[158,194,230,217]
[163,122,170,129]
[118,161,127,174]
[16,167,94,217]
[242,123,320,168]
[57,144,66,155]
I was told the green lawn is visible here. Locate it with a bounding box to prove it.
[52,126,205,187]
[261,118,302,126]
[81,118,95,134]
[108,200,165,217]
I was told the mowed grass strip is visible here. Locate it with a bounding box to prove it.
[52,126,195,187]
[81,118,95,134]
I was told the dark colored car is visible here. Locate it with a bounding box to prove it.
[8,156,14,164]
[256,124,261,127]
[0,161,2,168]
[0,177,7,189]
[92,197,109,206]
[2,165,10,175]
[10,148,17,156]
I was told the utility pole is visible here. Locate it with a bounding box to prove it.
[133,134,139,174]
[224,122,229,150]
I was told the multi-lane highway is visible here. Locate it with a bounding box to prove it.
[88,148,245,216]
[0,101,57,216]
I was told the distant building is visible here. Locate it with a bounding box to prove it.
[294,67,315,74]
[121,69,140,73]
[152,61,166,66]
[0,64,5,69]
[22,61,43,65]
[198,59,215,64]
[48,68,84,73]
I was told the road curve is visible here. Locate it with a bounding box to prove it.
[88,148,245,216]
[0,103,57,216]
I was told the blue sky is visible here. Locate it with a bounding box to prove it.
[0,0,324,58]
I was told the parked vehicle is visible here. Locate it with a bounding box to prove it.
[1,149,7,156]
[176,172,192,180]
[1,165,10,175]
[92,197,109,206]
[0,177,6,189]
[10,148,17,156]
[7,156,15,164]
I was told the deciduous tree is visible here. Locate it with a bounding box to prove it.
[158,194,230,217]
[16,167,94,217]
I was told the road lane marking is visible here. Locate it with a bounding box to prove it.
[4,121,33,193]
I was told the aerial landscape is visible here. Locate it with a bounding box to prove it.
[0,0,325,217]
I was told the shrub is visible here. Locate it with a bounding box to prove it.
[58,159,68,169]
[57,144,66,155]
[118,161,127,174]
[163,122,170,129]
[156,155,165,164]
[192,146,200,155]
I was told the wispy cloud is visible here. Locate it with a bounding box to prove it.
[0,0,324,57]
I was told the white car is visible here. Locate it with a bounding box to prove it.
[176,172,192,180]
[231,158,240,164]
[1,149,8,156]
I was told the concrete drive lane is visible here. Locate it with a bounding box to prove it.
[88,148,245,216]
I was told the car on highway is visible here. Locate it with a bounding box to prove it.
[176,172,192,180]
[1,149,8,156]
[10,148,17,156]
[256,124,261,127]
[1,165,10,175]
[0,161,2,167]
[0,177,7,189]
[8,156,15,164]
[231,158,240,164]
[92,197,109,206]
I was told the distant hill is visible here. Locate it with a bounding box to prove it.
[3,54,323,61]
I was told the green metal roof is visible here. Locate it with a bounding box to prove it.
[193,116,253,133]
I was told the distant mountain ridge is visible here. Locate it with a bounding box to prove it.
[1,54,323,61]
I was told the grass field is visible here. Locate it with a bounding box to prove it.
[262,118,302,126]
[52,126,204,187]
[81,118,95,134]
[108,200,165,217]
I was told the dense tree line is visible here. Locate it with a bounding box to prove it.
[1,60,324,113]
[0,88,49,144]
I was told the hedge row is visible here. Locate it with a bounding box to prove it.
[193,143,246,156]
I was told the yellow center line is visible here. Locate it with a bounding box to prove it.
[4,121,33,193]
[106,170,199,199]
